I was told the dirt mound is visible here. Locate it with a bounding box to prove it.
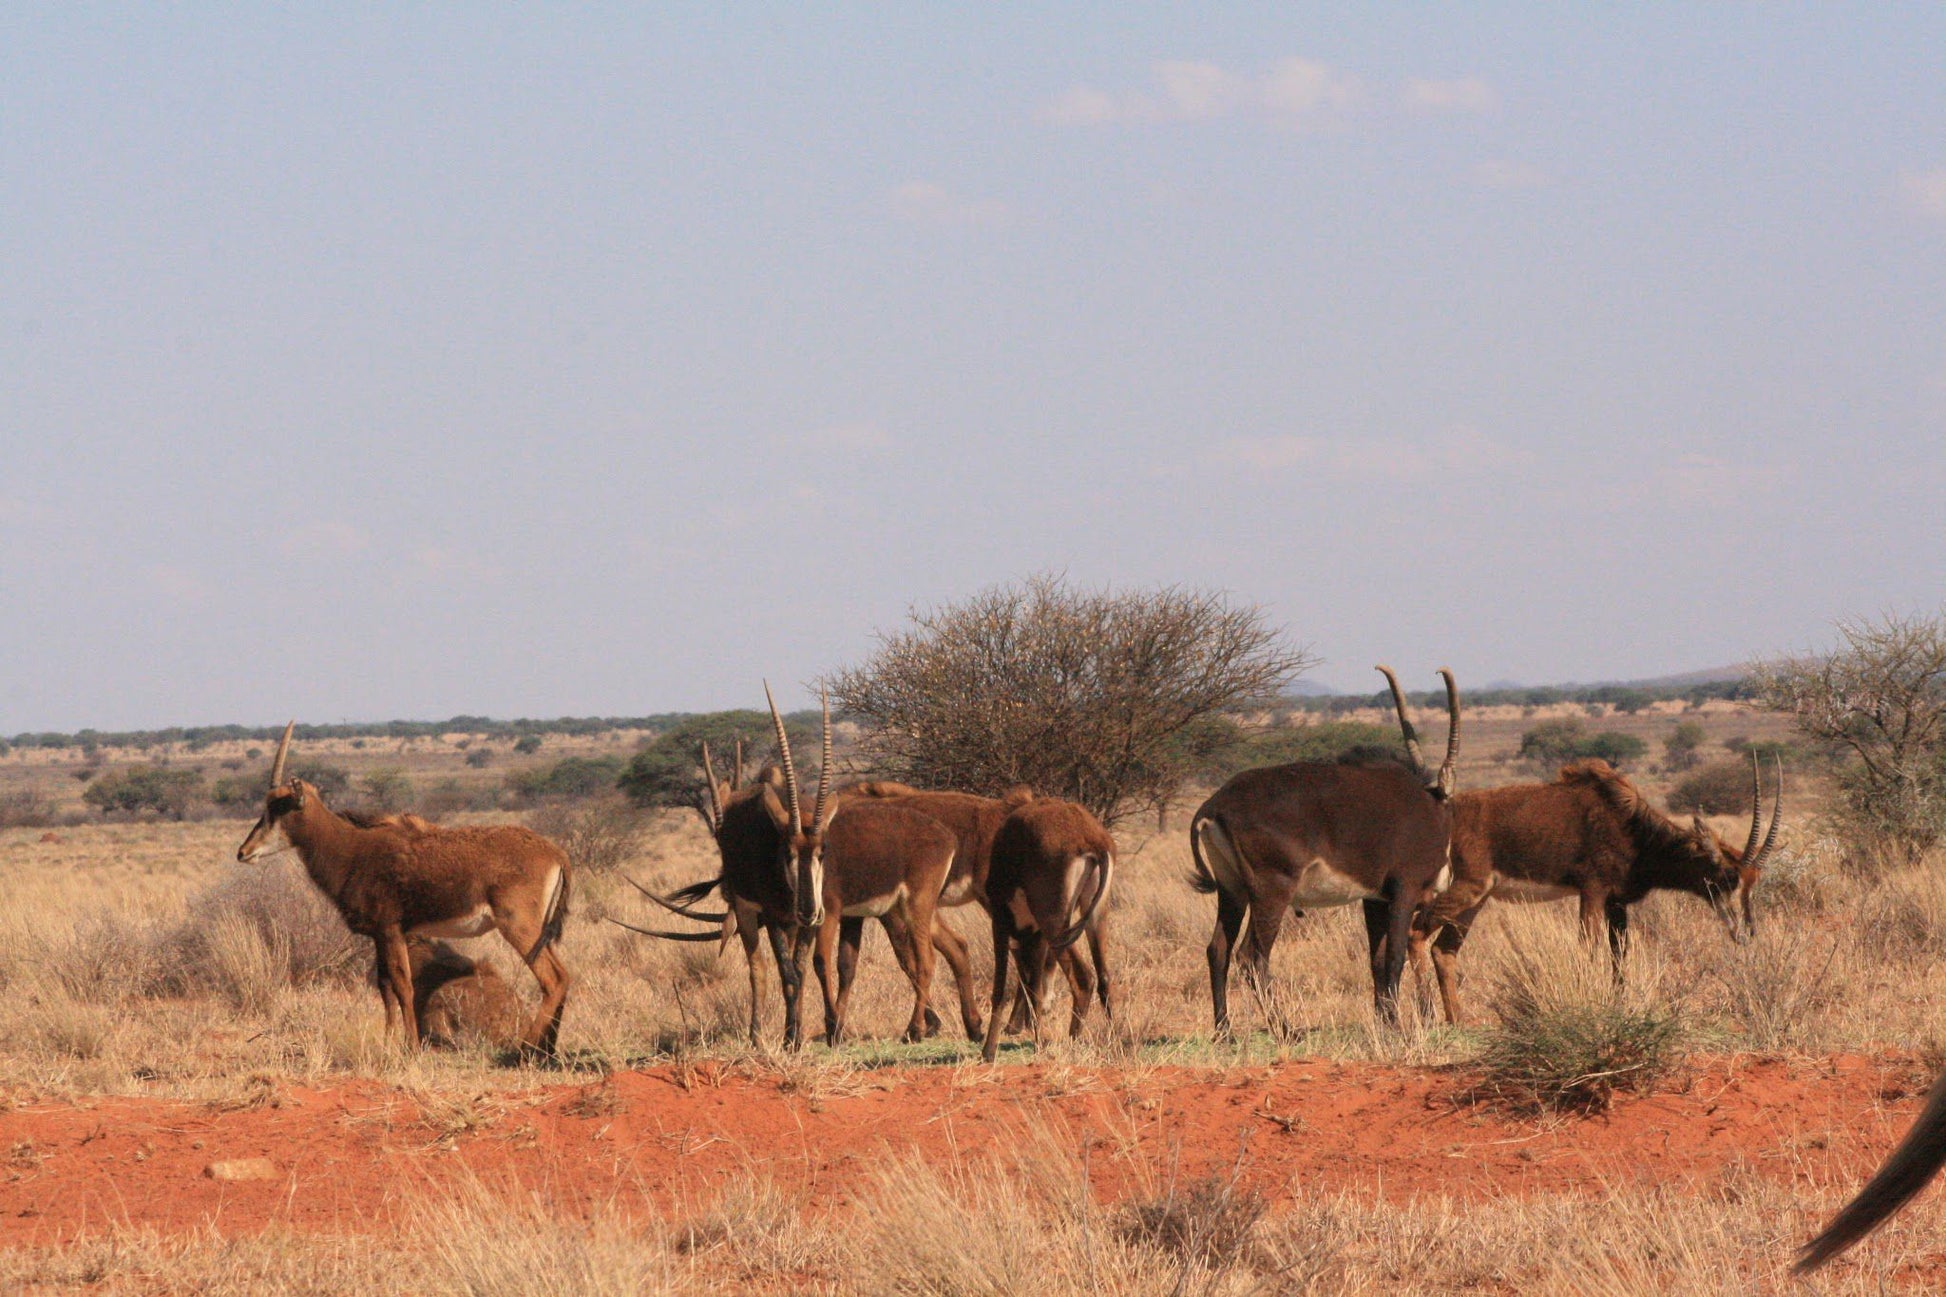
[0,1054,1928,1245]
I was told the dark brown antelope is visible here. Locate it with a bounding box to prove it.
[980,797,1116,1062]
[837,781,1110,1040]
[1407,753,1782,1024]
[1796,1069,1946,1271]
[1190,666,1460,1029]
[236,722,573,1055]
[616,688,963,1049]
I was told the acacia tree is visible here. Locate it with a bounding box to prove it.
[822,574,1315,827]
[1756,610,1946,866]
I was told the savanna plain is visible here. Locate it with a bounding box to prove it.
[5,700,1946,1294]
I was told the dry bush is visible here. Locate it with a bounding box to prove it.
[1852,867,1946,964]
[205,911,293,1017]
[1705,923,1841,1051]
[1121,1167,1268,1278]
[160,860,367,994]
[1669,759,1760,816]
[527,796,645,874]
[0,786,59,828]
[1473,910,1687,1113]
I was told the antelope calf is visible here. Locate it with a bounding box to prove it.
[1191,666,1460,1029]
[237,723,574,1056]
[1408,753,1781,1024]
[980,796,1116,1062]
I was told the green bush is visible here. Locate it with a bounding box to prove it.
[291,762,351,801]
[464,748,493,768]
[1663,720,1707,772]
[1518,719,1647,769]
[1196,720,1403,784]
[81,766,205,819]
[616,711,813,809]
[357,768,413,813]
[1669,760,1756,816]
[508,755,627,804]
[514,735,544,755]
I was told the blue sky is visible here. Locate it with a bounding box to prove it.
[2,7,1942,729]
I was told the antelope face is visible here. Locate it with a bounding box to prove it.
[784,825,828,929]
[238,781,308,863]
[1687,815,1752,945]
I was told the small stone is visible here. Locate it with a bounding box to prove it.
[203,1158,278,1182]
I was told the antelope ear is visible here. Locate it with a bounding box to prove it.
[757,782,793,832]
[817,795,843,834]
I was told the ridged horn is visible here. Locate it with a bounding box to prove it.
[732,739,745,792]
[700,741,723,834]
[763,681,802,832]
[1749,756,1784,871]
[811,691,834,831]
[1375,666,1428,778]
[1436,667,1461,798]
[1740,750,1765,862]
[268,720,295,789]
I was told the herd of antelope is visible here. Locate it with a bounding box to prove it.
[228,669,1926,1271]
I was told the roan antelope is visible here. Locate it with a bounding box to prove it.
[616,688,963,1049]
[236,723,573,1056]
[979,796,1116,1062]
[1190,666,1461,1029]
[1407,753,1781,1025]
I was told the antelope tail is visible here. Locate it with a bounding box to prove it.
[606,916,723,943]
[528,862,572,962]
[1189,815,1253,899]
[1797,1066,1946,1272]
[1050,851,1115,953]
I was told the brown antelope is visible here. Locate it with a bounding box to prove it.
[1408,753,1782,1024]
[1191,666,1460,1029]
[616,688,963,1049]
[1796,1069,1946,1271]
[979,797,1116,1062]
[837,781,1111,1040]
[236,722,574,1055]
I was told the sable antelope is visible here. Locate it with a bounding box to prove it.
[616,689,963,1048]
[1796,1068,1946,1271]
[980,797,1116,1062]
[236,723,574,1055]
[1408,753,1782,1025]
[1191,666,1460,1029]
[838,781,1111,1040]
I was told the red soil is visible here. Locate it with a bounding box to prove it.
[0,1053,1930,1245]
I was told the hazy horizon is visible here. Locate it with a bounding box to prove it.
[4,9,1942,732]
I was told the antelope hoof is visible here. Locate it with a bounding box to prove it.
[921,1007,943,1038]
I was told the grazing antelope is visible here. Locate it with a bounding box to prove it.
[1408,753,1782,1025]
[1796,1069,1946,1271]
[838,781,1111,1040]
[1191,666,1461,1029]
[979,797,1116,1062]
[236,723,574,1055]
[616,689,962,1049]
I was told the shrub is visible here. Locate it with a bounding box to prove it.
[1518,720,1647,770]
[357,768,413,813]
[507,755,627,804]
[616,711,813,811]
[208,775,262,810]
[514,735,543,755]
[419,778,500,818]
[1196,719,1404,784]
[1668,760,1756,816]
[0,787,58,828]
[464,748,493,768]
[824,573,1314,826]
[81,765,205,819]
[528,797,646,874]
[1663,720,1707,772]
[1473,918,1685,1113]
[157,861,367,994]
[1756,610,1946,866]
[292,762,351,801]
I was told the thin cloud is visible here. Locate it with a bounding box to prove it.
[890,181,1010,226]
[1221,428,1530,479]
[1899,167,1946,219]
[1472,159,1550,190]
[1041,57,1363,128]
[1403,77,1498,114]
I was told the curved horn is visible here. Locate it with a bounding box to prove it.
[1374,666,1428,777]
[1748,756,1784,871]
[268,720,295,788]
[606,916,724,943]
[700,741,723,834]
[1436,667,1461,798]
[763,680,802,831]
[811,691,834,831]
[624,873,728,924]
[1738,750,1765,861]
